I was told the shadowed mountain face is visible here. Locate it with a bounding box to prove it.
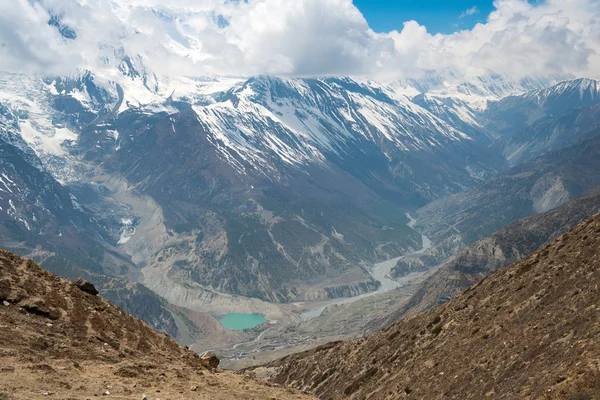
[415,135,600,247]
[257,211,600,400]
[491,104,600,166]
[483,78,600,138]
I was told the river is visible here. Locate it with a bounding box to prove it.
[300,213,432,320]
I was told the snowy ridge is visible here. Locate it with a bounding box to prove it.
[390,72,570,109]
[0,65,579,185]
[191,76,474,176]
[1,66,570,187]
[517,78,600,107]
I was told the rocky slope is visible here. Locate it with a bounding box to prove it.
[0,249,313,399]
[416,134,600,246]
[492,103,600,166]
[390,234,463,279]
[377,185,600,329]
[255,211,600,399]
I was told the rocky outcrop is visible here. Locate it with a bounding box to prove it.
[74,278,99,295]
[324,280,380,299]
[258,211,600,399]
[200,351,220,369]
[390,258,430,278]
[298,280,381,302]
[391,234,464,278]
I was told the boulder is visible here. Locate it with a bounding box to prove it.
[74,278,99,296]
[200,351,220,369]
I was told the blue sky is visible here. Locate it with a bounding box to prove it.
[353,0,495,34]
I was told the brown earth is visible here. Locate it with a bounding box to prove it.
[254,211,600,399]
[0,249,314,400]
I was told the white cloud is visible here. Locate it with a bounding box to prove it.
[0,0,598,80]
[460,6,479,18]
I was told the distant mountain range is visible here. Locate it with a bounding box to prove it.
[0,56,599,340]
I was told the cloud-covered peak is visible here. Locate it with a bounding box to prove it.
[1,0,599,80]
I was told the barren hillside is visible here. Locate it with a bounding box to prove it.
[255,212,600,399]
[0,249,313,400]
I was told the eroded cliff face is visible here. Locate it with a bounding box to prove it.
[251,211,600,400]
[294,279,381,301]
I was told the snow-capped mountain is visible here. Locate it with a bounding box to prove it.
[88,74,510,301]
[0,66,514,301]
[190,76,507,184]
[0,52,597,304]
[484,78,600,136]
[389,72,570,109]
[410,94,488,144]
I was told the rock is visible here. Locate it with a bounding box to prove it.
[190,386,198,391]
[18,298,60,320]
[141,395,148,400]
[74,278,99,296]
[2,301,9,307]
[200,351,220,369]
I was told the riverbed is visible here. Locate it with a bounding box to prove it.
[300,213,432,320]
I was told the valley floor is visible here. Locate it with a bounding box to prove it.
[211,239,434,369]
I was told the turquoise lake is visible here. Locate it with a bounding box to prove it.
[219,313,267,331]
